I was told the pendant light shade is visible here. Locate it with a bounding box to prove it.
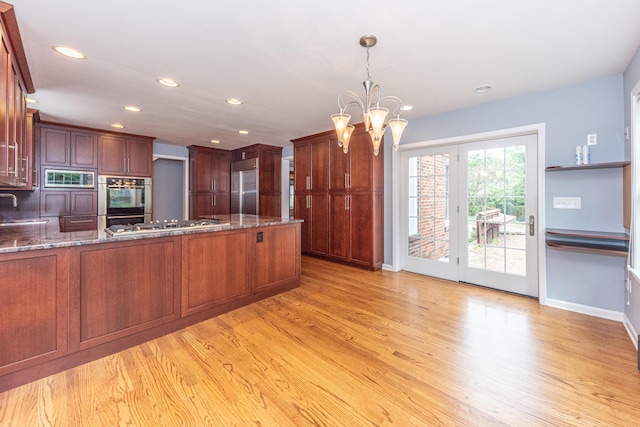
[331,35,408,155]
[388,117,408,150]
[331,113,351,147]
[342,124,355,153]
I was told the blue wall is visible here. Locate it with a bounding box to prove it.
[384,74,627,313]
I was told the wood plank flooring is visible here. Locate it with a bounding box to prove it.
[1,256,639,426]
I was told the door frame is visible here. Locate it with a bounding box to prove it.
[391,123,547,303]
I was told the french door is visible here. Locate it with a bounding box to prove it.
[399,133,538,297]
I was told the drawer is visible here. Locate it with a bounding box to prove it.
[59,215,97,232]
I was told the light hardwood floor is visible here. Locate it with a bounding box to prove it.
[1,256,639,426]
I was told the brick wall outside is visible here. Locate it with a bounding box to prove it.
[408,155,450,260]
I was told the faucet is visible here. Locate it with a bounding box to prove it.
[0,193,18,207]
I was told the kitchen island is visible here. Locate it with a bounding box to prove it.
[0,214,301,392]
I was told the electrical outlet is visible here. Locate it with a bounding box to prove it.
[553,197,581,209]
[587,134,597,145]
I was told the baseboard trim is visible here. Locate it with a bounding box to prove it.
[623,313,639,351]
[381,263,397,272]
[545,298,624,322]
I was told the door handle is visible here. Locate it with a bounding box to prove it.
[529,215,535,236]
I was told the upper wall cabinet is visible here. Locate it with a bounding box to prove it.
[39,124,98,170]
[98,134,153,177]
[0,2,36,189]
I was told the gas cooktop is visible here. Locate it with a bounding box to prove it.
[105,218,230,236]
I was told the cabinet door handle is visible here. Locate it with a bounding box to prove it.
[348,173,351,189]
[307,194,311,209]
[69,219,94,224]
[211,179,215,192]
[306,176,311,190]
[13,143,18,178]
[21,156,29,182]
[123,158,127,172]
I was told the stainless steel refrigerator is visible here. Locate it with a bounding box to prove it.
[231,158,258,214]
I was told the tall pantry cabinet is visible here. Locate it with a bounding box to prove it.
[293,134,330,256]
[292,125,383,270]
[188,145,231,218]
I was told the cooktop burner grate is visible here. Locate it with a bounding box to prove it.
[105,218,229,236]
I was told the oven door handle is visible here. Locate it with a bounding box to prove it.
[106,215,145,219]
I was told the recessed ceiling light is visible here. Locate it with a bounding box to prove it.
[110,123,125,129]
[210,139,220,144]
[239,130,249,135]
[25,97,38,104]
[226,98,243,105]
[475,85,492,93]
[158,78,179,87]
[52,45,86,59]
[401,105,413,111]
[124,106,141,112]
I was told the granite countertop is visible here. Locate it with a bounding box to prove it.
[0,214,302,254]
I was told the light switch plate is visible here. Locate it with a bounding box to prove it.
[553,197,581,209]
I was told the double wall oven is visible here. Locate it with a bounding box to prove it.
[98,175,152,229]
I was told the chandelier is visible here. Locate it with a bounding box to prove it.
[331,35,408,156]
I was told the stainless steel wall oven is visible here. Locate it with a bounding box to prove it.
[98,175,152,228]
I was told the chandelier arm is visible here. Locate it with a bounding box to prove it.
[378,95,405,117]
[337,89,365,113]
[367,84,381,109]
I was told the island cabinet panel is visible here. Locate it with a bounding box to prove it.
[0,249,68,376]
[181,230,250,316]
[68,237,181,352]
[252,224,301,293]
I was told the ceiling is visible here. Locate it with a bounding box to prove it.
[9,0,640,151]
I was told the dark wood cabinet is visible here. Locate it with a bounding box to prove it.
[0,221,300,392]
[252,224,301,293]
[231,144,283,217]
[40,190,97,217]
[40,125,98,169]
[98,134,153,177]
[231,146,259,162]
[0,248,68,376]
[293,125,383,270]
[188,145,231,218]
[181,230,250,316]
[68,237,181,352]
[292,135,330,256]
[0,8,33,190]
[328,129,383,269]
[192,193,229,216]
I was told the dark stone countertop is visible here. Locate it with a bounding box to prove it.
[0,214,302,254]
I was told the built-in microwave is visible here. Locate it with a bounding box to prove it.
[44,169,95,188]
